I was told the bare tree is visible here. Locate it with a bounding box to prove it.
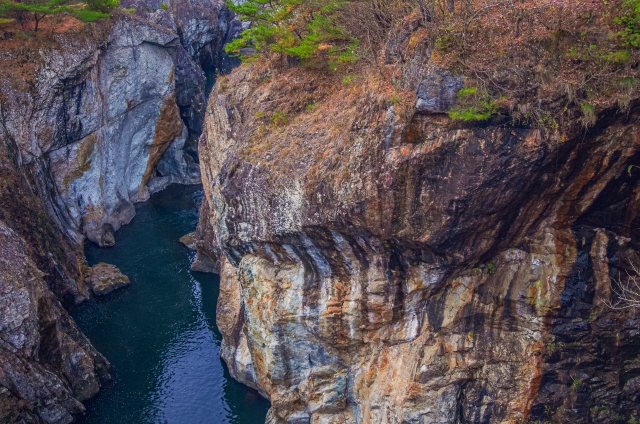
[604,255,640,310]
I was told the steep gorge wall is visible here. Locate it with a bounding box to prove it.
[1,2,236,247]
[0,3,235,422]
[197,46,640,424]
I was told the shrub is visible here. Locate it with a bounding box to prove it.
[389,92,402,104]
[615,0,640,47]
[448,104,497,121]
[271,111,288,126]
[74,8,109,21]
[448,87,498,121]
[580,102,597,128]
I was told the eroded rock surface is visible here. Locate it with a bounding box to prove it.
[179,231,198,250]
[1,1,236,247]
[197,55,640,423]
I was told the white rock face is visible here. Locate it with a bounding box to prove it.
[0,9,234,246]
[47,22,184,245]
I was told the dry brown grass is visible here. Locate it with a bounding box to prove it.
[423,1,639,129]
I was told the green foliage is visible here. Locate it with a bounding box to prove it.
[448,86,499,121]
[160,3,167,9]
[571,376,582,391]
[448,101,498,121]
[389,92,402,105]
[86,0,118,13]
[74,7,108,21]
[306,103,318,111]
[271,111,288,126]
[225,0,360,69]
[615,0,640,47]
[341,73,357,85]
[580,102,597,128]
[486,263,496,274]
[457,86,478,96]
[0,0,117,30]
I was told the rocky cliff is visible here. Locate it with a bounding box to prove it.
[197,29,640,424]
[0,2,235,421]
[1,1,236,247]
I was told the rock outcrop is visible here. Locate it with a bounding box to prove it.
[197,49,640,424]
[1,0,237,247]
[0,223,110,423]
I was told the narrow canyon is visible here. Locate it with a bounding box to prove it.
[1,0,639,423]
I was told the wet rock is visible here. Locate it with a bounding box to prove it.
[190,199,221,273]
[85,263,131,296]
[191,250,220,273]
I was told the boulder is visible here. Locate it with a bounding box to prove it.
[85,263,131,296]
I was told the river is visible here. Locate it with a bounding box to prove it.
[71,184,269,424]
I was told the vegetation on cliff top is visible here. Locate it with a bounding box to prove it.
[431,0,640,129]
[226,0,640,134]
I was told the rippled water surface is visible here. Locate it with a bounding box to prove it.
[72,184,269,424]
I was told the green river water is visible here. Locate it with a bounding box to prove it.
[71,184,269,424]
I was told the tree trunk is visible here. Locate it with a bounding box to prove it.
[34,12,42,32]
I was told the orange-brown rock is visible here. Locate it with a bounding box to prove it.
[85,263,130,296]
[197,54,640,423]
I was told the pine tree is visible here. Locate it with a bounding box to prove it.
[225,0,360,69]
